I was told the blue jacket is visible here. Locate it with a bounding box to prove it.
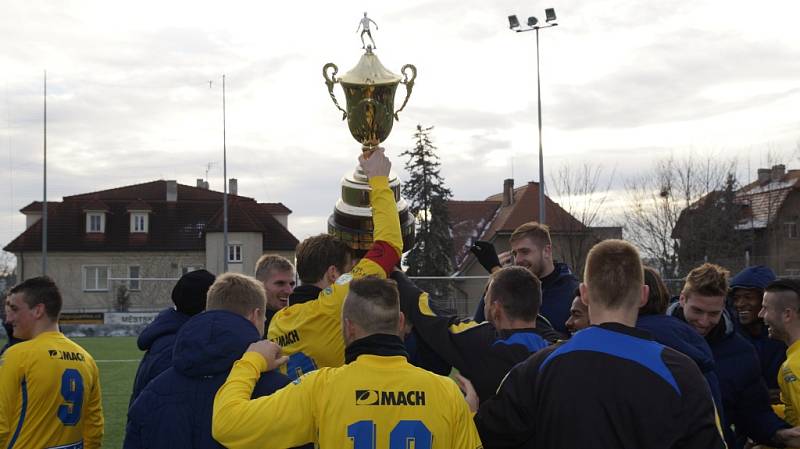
[669,304,788,449]
[474,262,579,335]
[129,308,191,406]
[124,310,298,449]
[636,314,724,414]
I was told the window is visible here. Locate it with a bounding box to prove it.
[128,265,141,291]
[228,244,242,263]
[83,266,110,291]
[86,213,105,233]
[786,221,799,239]
[131,213,148,233]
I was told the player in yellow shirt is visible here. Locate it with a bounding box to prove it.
[0,276,103,449]
[267,147,403,378]
[761,278,800,428]
[213,276,483,449]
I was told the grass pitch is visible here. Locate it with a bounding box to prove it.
[73,336,141,449]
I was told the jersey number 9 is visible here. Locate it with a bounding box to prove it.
[58,369,84,426]
[348,420,432,449]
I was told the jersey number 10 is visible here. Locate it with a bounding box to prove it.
[348,420,432,449]
[58,369,84,426]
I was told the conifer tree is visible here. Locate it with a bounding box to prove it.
[401,125,454,297]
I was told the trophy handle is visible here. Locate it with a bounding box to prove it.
[393,64,417,121]
[323,63,348,120]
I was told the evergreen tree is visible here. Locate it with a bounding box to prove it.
[401,125,454,298]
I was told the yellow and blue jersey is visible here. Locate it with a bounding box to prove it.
[213,351,483,449]
[0,331,103,449]
[267,175,402,378]
[780,340,800,427]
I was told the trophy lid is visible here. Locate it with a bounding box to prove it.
[340,48,402,86]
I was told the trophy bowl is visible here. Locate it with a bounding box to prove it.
[323,46,417,253]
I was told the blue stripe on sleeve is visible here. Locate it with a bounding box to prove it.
[540,327,681,395]
[7,378,28,449]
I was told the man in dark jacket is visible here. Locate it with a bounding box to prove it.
[730,265,786,397]
[124,273,307,449]
[470,222,579,335]
[669,263,800,449]
[473,240,726,449]
[129,269,215,406]
[394,266,560,404]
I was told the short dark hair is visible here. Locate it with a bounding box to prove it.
[343,277,400,335]
[584,240,643,310]
[9,276,62,320]
[640,266,670,315]
[488,266,541,321]
[766,278,800,311]
[296,234,352,284]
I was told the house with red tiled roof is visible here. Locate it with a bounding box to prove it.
[449,179,621,305]
[674,164,800,275]
[4,179,298,311]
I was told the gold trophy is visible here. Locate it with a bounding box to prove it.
[323,42,417,253]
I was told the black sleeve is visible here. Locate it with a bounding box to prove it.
[391,270,486,370]
[474,353,544,449]
[668,351,728,449]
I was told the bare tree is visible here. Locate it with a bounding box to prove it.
[625,154,735,277]
[548,162,615,275]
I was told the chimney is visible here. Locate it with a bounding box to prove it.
[757,168,770,184]
[196,179,205,188]
[771,164,786,182]
[166,180,178,202]
[502,178,514,207]
[229,178,238,196]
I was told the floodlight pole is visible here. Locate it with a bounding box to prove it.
[222,74,228,273]
[514,21,557,225]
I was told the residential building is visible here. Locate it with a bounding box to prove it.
[449,178,622,308]
[4,179,298,311]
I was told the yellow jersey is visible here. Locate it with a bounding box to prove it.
[267,175,402,378]
[0,331,103,449]
[213,351,483,449]
[780,339,800,426]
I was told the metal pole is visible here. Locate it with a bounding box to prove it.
[222,74,228,273]
[535,28,546,224]
[43,70,48,276]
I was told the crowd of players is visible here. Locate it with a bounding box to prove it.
[3,148,800,448]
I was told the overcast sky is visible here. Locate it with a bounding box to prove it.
[2,0,799,258]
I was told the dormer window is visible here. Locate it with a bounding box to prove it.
[131,212,149,233]
[86,212,105,233]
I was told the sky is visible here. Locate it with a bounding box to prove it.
[2,0,800,263]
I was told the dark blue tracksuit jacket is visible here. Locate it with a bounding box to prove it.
[637,313,724,415]
[129,307,191,406]
[474,262,579,335]
[669,304,789,449]
[123,310,302,449]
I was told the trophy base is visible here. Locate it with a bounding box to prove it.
[328,166,415,253]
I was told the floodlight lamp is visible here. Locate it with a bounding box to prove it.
[545,8,557,23]
[508,15,520,29]
[527,16,538,27]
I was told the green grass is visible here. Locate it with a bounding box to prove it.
[73,336,141,449]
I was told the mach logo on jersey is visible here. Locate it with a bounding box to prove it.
[355,389,426,406]
[48,349,85,362]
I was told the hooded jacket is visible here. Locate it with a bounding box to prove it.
[473,261,579,336]
[730,265,786,389]
[669,303,789,449]
[130,307,191,405]
[124,310,300,449]
[636,314,724,413]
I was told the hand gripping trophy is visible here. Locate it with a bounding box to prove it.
[323,16,417,253]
